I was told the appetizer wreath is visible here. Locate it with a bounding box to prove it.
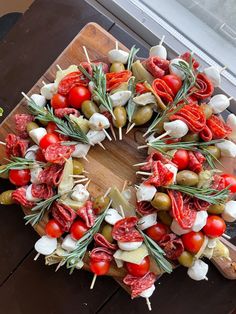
[1,39,236,310]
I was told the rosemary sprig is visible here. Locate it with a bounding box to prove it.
[149,139,222,151]
[27,98,89,144]
[166,185,230,204]
[78,64,115,119]
[144,112,161,136]
[0,157,45,174]
[24,193,61,226]
[62,200,112,274]
[140,230,172,274]
[127,45,140,71]
[126,76,137,122]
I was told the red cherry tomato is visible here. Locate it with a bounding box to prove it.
[125,256,150,277]
[45,219,63,238]
[181,231,204,254]
[70,220,89,240]
[162,74,182,96]
[203,215,226,238]
[135,83,149,95]
[90,259,110,275]
[51,93,68,109]
[172,149,189,170]
[68,86,91,109]
[9,169,30,186]
[39,133,60,150]
[46,122,57,134]
[146,223,168,242]
[221,174,236,193]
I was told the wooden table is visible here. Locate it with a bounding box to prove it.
[0,1,235,313]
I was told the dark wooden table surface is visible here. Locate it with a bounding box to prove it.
[0,1,235,313]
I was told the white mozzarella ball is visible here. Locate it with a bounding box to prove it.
[62,235,77,252]
[187,259,209,281]
[164,120,189,138]
[117,241,143,251]
[150,44,167,59]
[40,83,57,100]
[26,184,42,202]
[203,66,221,87]
[169,58,189,80]
[192,211,208,232]
[136,184,156,202]
[109,91,132,107]
[29,127,47,145]
[25,145,39,160]
[34,236,57,255]
[137,213,157,230]
[215,140,236,157]
[71,143,90,158]
[108,49,129,64]
[89,113,110,130]
[170,219,190,236]
[227,114,236,141]
[30,94,47,108]
[71,184,89,203]
[87,130,106,145]
[30,166,42,184]
[105,208,122,225]
[140,284,156,298]
[165,163,178,183]
[208,94,230,114]
[222,200,236,222]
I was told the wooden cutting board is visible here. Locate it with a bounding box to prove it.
[0,22,235,282]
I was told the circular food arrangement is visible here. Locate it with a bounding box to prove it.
[1,38,236,311]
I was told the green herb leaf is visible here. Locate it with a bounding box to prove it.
[0,157,45,174]
[127,45,140,71]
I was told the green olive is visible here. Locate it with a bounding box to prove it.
[178,251,194,267]
[200,104,213,119]
[204,145,221,160]
[0,165,9,179]
[182,132,200,142]
[157,211,172,226]
[132,105,153,126]
[0,190,15,205]
[26,122,39,133]
[81,100,99,119]
[113,106,127,128]
[207,203,225,215]
[93,195,110,214]
[101,224,113,243]
[176,170,199,186]
[110,62,125,73]
[151,192,171,211]
[73,159,84,175]
[110,82,128,95]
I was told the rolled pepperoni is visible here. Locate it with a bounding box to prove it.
[44,143,75,165]
[192,73,214,100]
[123,272,156,299]
[58,71,89,95]
[5,134,29,158]
[106,70,132,91]
[199,125,213,142]
[31,184,54,199]
[52,201,76,232]
[90,247,113,262]
[143,56,169,78]
[152,78,174,103]
[188,151,205,174]
[180,52,199,69]
[159,233,184,260]
[38,164,64,186]
[112,217,143,242]
[206,115,232,139]
[144,161,174,187]
[12,187,35,208]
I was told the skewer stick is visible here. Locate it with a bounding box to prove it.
[223,233,231,240]
[137,144,148,150]
[98,142,106,150]
[82,156,89,162]
[83,170,89,174]
[119,205,125,218]
[69,174,86,178]
[220,66,227,73]
[74,178,89,184]
[85,179,91,189]
[118,127,122,140]
[104,187,111,198]
[34,253,40,261]
[136,171,152,176]
[143,129,150,137]
[151,131,170,142]
[83,46,91,64]
[55,260,63,272]
[126,122,135,134]
[103,129,112,141]
[56,64,62,71]
[21,92,31,101]
[133,162,148,167]
[122,180,128,192]
[115,40,119,50]
[146,298,152,311]
[110,124,117,141]
[159,35,165,46]
[90,274,97,289]
[204,276,208,281]
[42,80,47,86]
[0,141,6,146]
[228,96,233,101]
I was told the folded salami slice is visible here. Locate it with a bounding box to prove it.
[14,114,34,139]
[90,247,113,262]
[123,272,156,299]
[145,161,174,187]
[94,233,117,251]
[188,151,205,174]
[193,198,210,211]
[159,233,184,260]
[52,201,76,232]
[199,125,213,142]
[136,201,156,215]
[58,71,89,95]
[54,108,79,119]
[143,56,169,78]
[31,184,54,199]
[44,143,75,165]
[141,151,174,171]
[12,187,35,208]
[211,174,225,191]
[192,73,214,100]
[112,217,143,243]
[38,164,64,186]
[5,134,29,158]
[207,115,232,139]
[93,61,109,74]
[77,200,96,228]
[180,52,199,69]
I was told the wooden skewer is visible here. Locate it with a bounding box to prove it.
[115,40,119,50]
[133,162,148,167]
[136,171,152,176]
[143,129,150,137]
[204,276,208,281]
[159,35,165,46]
[85,179,91,189]
[83,170,89,174]
[42,80,47,86]
[151,131,170,142]
[119,205,125,218]
[74,178,89,184]
[34,252,40,261]
[55,260,63,272]
[69,174,86,178]
[110,124,117,141]
[135,184,140,190]
[104,187,111,198]
[122,180,128,192]
[0,141,6,146]
[56,64,62,71]
[220,66,227,73]
[118,127,122,141]
[126,122,135,134]
[90,274,97,289]
[82,156,89,162]
[223,233,231,240]
[146,297,152,311]
[137,144,149,150]
[98,142,106,150]
[103,129,112,141]
[228,96,233,101]
[83,46,91,64]
[21,91,31,101]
